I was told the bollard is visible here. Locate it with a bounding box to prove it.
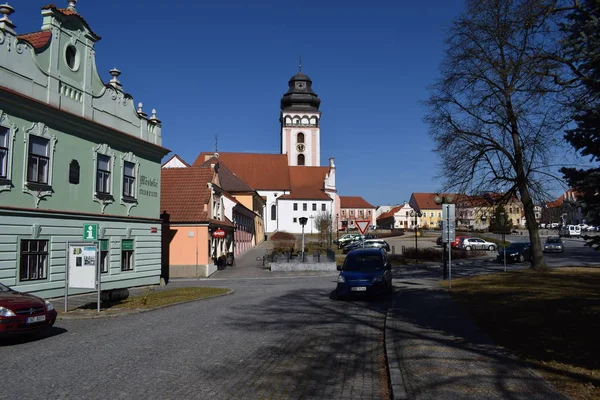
[392,245,395,255]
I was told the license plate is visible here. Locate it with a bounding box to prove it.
[26,315,46,324]
[351,287,367,292]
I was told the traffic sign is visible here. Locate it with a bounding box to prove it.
[83,224,98,241]
[355,220,370,235]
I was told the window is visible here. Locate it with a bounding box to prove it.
[303,203,307,211]
[20,240,48,281]
[293,217,297,223]
[69,160,80,184]
[368,210,371,216]
[297,154,305,166]
[430,212,434,217]
[123,161,136,199]
[121,240,134,271]
[342,210,346,216]
[293,203,298,211]
[322,204,326,211]
[96,154,111,194]
[360,210,364,216]
[100,240,109,273]
[312,203,317,211]
[0,126,8,179]
[351,210,355,216]
[27,136,50,184]
[297,132,305,143]
[438,212,441,217]
[270,204,276,220]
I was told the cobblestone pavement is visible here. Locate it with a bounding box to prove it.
[1,276,390,400]
[386,266,566,400]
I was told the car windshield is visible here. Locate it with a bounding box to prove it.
[546,238,561,244]
[343,254,384,271]
[0,282,11,292]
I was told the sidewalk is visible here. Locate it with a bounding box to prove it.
[385,265,566,400]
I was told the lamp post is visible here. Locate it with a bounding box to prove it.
[434,195,454,281]
[336,213,339,243]
[309,215,314,235]
[299,217,308,261]
[409,210,423,256]
[499,212,507,272]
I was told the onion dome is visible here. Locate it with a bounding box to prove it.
[280,71,321,112]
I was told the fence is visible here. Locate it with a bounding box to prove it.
[262,248,336,267]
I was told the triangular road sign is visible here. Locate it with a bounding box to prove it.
[355,220,370,235]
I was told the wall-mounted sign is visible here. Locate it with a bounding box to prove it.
[150,227,158,233]
[212,228,226,238]
[83,224,98,240]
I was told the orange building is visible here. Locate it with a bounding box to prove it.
[339,196,376,231]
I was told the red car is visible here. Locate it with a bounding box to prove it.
[0,282,57,337]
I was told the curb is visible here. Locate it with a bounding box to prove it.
[56,289,235,320]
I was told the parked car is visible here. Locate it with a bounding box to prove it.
[336,248,392,299]
[451,236,470,249]
[543,236,564,253]
[0,282,57,337]
[460,238,497,251]
[363,239,391,252]
[559,224,581,238]
[337,234,363,249]
[497,242,531,263]
[342,240,364,254]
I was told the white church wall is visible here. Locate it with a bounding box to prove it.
[277,200,333,234]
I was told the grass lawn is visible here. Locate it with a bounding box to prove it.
[446,267,600,400]
[111,287,231,309]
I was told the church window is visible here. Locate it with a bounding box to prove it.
[312,203,316,211]
[303,203,307,211]
[297,132,304,143]
[293,218,297,223]
[293,203,298,211]
[271,204,276,220]
[297,154,305,166]
[322,204,326,211]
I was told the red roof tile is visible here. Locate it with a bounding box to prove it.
[410,193,443,210]
[282,166,331,200]
[376,205,402,221]
[340,196,375,209]
[41,4,101,41]
[193,152,290,191]
[17,31,52,50]
[161,167,214,223]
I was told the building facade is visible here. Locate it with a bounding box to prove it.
[339,196,376,230]
[0,3,169,297]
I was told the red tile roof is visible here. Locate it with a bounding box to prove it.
[197,157,256,193]
[17,31,52,50]
[41,4,101,40]
[161,167,214,223]
[376,205,402,221]
[340,196,375,209]
[546,190,581,208]
[410,193,443,210]
[281,166,331,200]
[193,152,291,191]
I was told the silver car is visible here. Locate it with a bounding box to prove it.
[543,237,564,253]
[461,238,497,251]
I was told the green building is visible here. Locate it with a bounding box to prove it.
[0,2,169,298]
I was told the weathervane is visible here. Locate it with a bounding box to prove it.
[299,56,302,73]
[214,134,218,153]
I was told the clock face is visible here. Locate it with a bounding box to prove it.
[296,143,306,152]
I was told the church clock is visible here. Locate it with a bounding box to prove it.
[296,143,306,152]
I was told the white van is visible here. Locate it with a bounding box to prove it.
[559,224,581,238]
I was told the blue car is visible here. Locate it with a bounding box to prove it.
[336,248,393,299]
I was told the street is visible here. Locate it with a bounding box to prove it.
[1,275,390,400]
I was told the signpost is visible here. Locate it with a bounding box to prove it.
[442,204,456,287]
[355,220,370,248]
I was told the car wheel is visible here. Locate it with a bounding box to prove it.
[465,246,471,251]
[489,245,495,251]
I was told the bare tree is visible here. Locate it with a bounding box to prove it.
[314,212,333,247]
[426,0,574,270]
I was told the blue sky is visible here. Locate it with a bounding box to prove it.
[13,0,468,206]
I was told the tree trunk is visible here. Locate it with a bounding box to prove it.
[519,183,548,270]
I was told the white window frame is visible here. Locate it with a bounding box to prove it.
[120,152,139,215]
[19,239,49,282]
[93,144,116,212]
[22,122,57,206]
[0,110,16,193]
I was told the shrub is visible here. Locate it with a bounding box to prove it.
[271,231,296,241]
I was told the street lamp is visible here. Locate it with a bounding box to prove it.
[299,217,308,261]
[409,210,423,256]
[434,195,454,280]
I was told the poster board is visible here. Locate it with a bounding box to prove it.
[68,243,97,289]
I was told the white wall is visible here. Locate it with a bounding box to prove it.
[277,199,333,234]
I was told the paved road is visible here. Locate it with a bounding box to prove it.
[1,275,391,400]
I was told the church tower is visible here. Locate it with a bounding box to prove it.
[280,66,322,166]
